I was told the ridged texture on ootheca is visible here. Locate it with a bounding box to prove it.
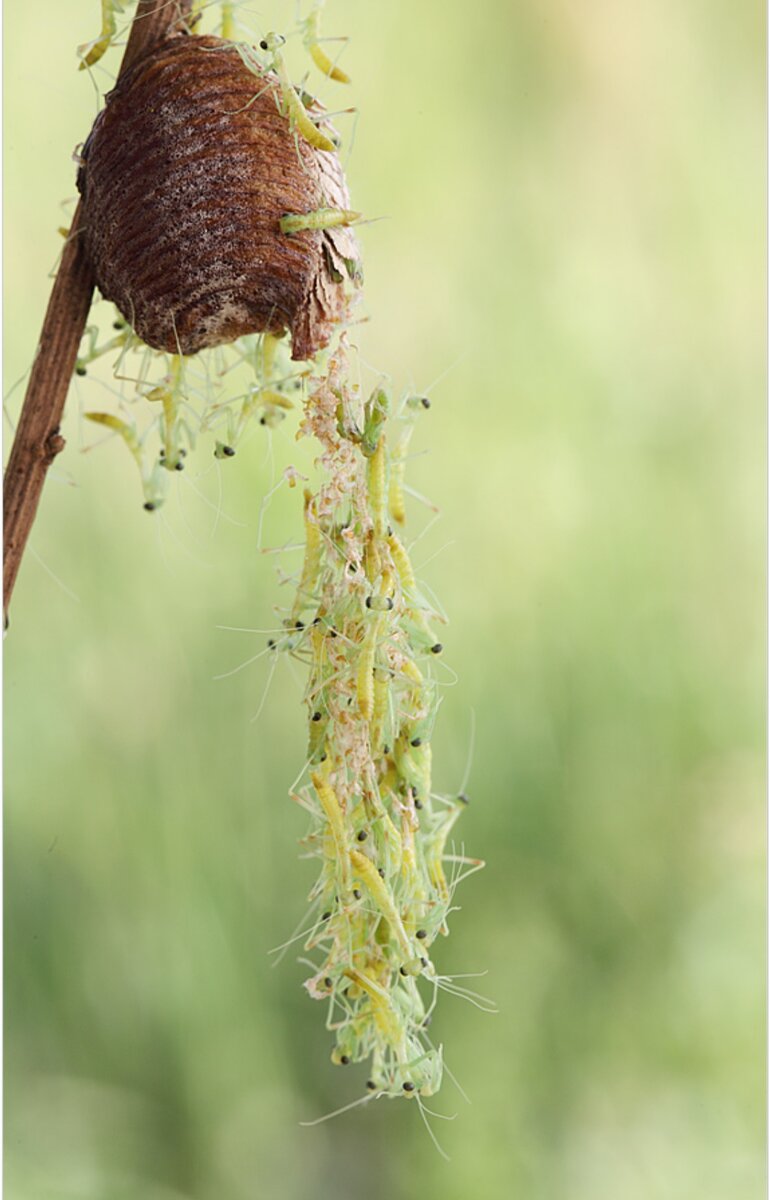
[77,34,361,359]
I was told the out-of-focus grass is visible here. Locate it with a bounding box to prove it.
[4,2,765,1198]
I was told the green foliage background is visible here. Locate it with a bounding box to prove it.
[4,1,765,1196]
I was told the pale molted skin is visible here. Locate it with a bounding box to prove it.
[77,34,361,359]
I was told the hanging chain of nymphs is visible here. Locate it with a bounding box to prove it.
[273,343,481,1101]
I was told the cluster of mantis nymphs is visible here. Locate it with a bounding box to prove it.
[78,0,350,77]
[76,321,310,511]
[284,346,490,1108]
[75,0,488,1120]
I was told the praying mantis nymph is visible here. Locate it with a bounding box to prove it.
[77,0,126,70]
[356,611,386,721]
[301,3,352,84]
[387,530,416,594]
[423,800,465,904]
[389,393,430,523]
[229,333,296,432]
[388,445,408,525]
[257,33,337,153]
[389,428,413,525]
[343,968,402,1043]
[398,1040,444,1099]
[84,411,164,511]
[349,848,414,963]
[387,531,444,649]
[145,355,185,470]
[259,331,281,379]
[290,490,324,626]
[398,812,427,912]
[280,207,361,235]
[312,768,350,889]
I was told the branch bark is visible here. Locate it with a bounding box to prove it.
[3,0,195,622]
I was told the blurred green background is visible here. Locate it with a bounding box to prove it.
[4,1,766,1197]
